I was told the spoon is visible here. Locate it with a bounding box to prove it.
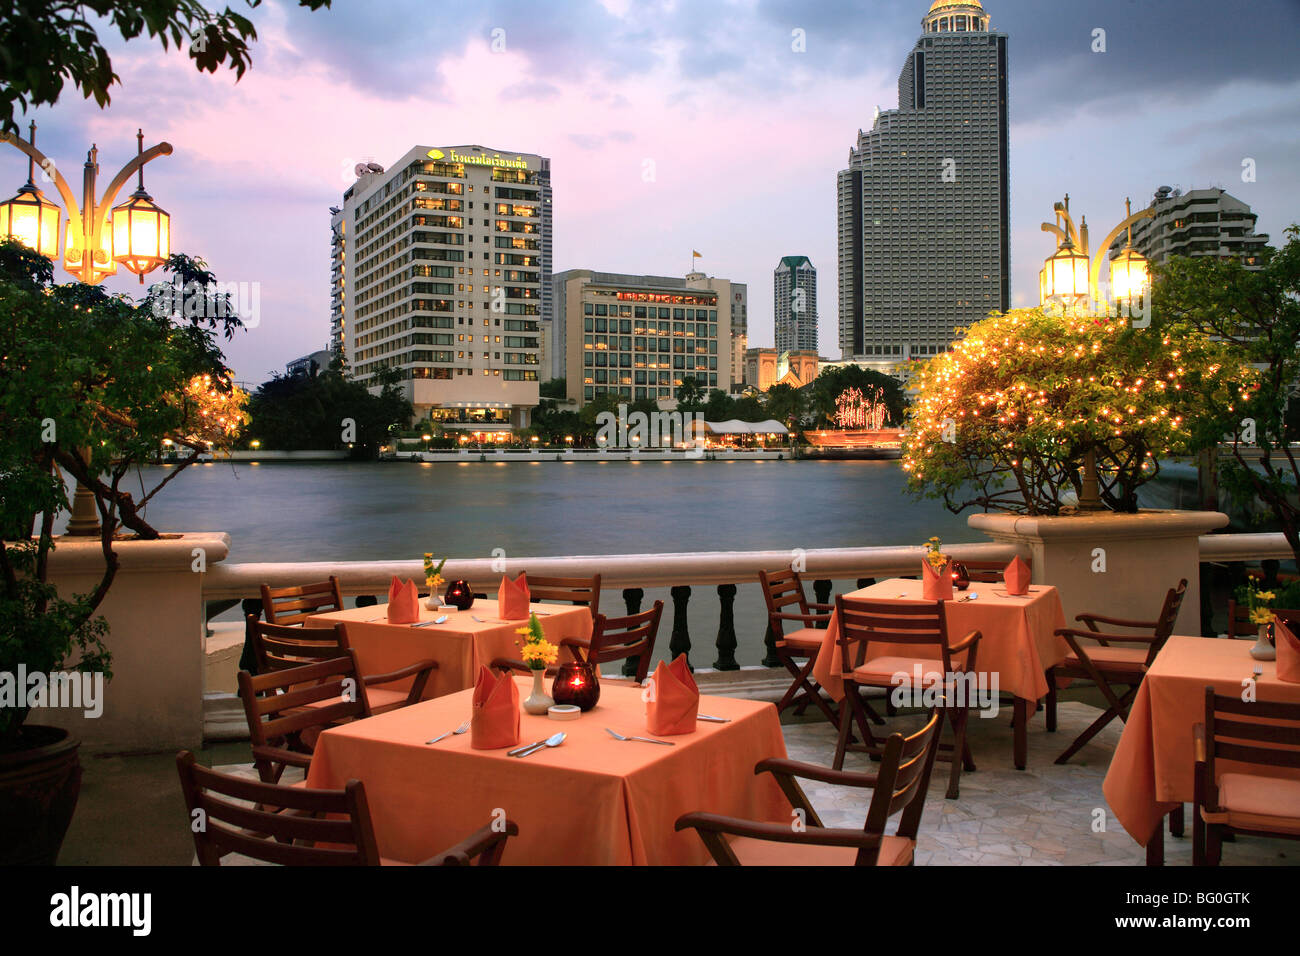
[512,732,566,758]
[413,615,449,628]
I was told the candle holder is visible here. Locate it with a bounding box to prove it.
[443,579,475,610]
[951,562,970,592]
[551,660,600,712]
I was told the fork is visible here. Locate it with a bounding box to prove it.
[605,727,675,746]
[425,720,470,745]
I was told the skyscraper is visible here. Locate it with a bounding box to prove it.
[837,0,1009,364]
[773,255,818,354]
[332,145,550,430]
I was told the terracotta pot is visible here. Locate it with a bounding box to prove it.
[0,725,82,865]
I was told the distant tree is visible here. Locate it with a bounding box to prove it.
[243,366,411,458]
[539,378,566,399]
[703,389,734,421]
[675,376,705,408]
[764,383,805,429]
[805,365,908,428]
[0,0,332,133]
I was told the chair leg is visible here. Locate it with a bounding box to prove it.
[1054,682,1138,765]
[945,706,973,800]
[1192,806,1205,866]
[1207,824,1223,866]
[1169,804,1184,839]
[1044,672,1057,733]
[833,694,855,771]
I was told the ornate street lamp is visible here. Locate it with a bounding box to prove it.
[0,124,173,285]
[1038,194,1155,510]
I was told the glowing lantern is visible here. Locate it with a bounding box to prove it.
[112,191,169,281]
[1039,239,1090,304]
[0,184,60,259]
[1109,247,1149,304]
[64,219,116,282]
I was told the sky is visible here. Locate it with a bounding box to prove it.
[13,0,1300,385]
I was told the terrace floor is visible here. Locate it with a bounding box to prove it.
[60,697,1296,866]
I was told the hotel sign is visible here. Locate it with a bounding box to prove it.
[427,147,531,170]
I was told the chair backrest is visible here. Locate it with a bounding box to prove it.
[1201,686,1300,791]
[176,750,381,866]
[247,615,350,673]
[261,576,345,626]
[588,600,665,683]
[237,650,371,753]
[523,574,601,619]
[1224,598,1260,638]
[860,709,944,863]
[1146,578,1188,661]
[758,568,812,638]
[834,595,955,675]
[961,559,1030,584]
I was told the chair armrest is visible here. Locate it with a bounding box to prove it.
[362,659,438,686]
[772,611,833,626]
[754,756,879,789]
[419,821,519,866]
[251,744,312,769]
[1056,627,1157,645]
[674,812,883,849]
[1076,612,1158,631]
[949,630,981,654]
[489,657,559,678]
[807,602,835,612]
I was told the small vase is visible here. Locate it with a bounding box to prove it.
[424,593,443,611]
[523,669,554,715]
[1249,623,1276,661]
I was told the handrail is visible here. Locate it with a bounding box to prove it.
[201,542,1024,600]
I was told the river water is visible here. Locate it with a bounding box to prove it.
[139,459,978,669]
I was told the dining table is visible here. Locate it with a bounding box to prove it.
[304,601,593,701]
[1102,635,1300,865]
[811,577,1069,768]
[304,677,791,865]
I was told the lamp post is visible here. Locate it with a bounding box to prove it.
[1038,194,1154,511]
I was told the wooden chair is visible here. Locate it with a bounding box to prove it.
[237,651,372,785]
[1193,687,1300,865]
[832,595,981,800]
[176,750,517,866]
[961,558,1031,584]
[1225,600,1300,639]
[1045,579,1187,765]
[675,709,944,865]
[758,568,848,727]
[494,601,665,685]
[261,576,345,625]
[523,573,601,619]
[244,615,436,714]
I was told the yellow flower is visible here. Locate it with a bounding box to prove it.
[1250,608,1275,626]
[520,639,559,666]
[423,552,433,560]
[430,574,445,589]
[1256,591,1276,603]
[516,626,532,637]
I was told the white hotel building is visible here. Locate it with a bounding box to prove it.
[332,145,551,432]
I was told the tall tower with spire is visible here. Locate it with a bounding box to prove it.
[837,0,1009,365]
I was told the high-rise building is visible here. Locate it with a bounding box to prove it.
[774,256,818,354]
[554,269,738,407]
[332,145,551,430]
[328,206,346,364]
[1113,186,1269,270]
[837,0,1009,365]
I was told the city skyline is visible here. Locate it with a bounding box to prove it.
[10,0,1299,384]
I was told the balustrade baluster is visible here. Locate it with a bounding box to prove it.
[713,584,739,670]
[621,587,644,677]
[669,585,692,666]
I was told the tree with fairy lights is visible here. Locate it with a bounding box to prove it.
[902,308,1254,515]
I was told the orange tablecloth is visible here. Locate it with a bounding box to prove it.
[1103,635,1300,847]
[811,578,1068,703]
[305,602,592,701]
[305,678,791,865]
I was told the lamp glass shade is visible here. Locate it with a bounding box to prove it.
[551,660,600,711]
[1040,244,1090,302]
[64,218,116,281]
[1109,248,1149,302]
[0,186,61,259]
[442,579,475,610]
[112,193,170,276]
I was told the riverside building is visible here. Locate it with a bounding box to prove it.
[553,270,740,407]
[332,144,551,431]
[837,0,1009,365]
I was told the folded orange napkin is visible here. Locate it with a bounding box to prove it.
[1277,619,1300,683]
[470,666,520,749]
[387,576,420,624]
[646,654,698,736]
[921,560,953,601]
[1005,556,1031,596]
[499,572,530,621]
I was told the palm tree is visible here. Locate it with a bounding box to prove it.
[764,383,804,431]
[675,376,705,408]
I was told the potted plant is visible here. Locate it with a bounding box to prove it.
[0,241,247,864]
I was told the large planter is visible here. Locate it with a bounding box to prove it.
[968,509,1228,636]
[0,725,82,865]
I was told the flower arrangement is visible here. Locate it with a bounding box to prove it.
[516,613,559,671]
[1247,590,1277,627]
[924,537,949,572]
[423,553,448,592]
